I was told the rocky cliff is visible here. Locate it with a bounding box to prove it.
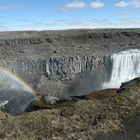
[0,29,140,97]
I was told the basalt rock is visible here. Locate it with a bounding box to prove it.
[119,77,140,92]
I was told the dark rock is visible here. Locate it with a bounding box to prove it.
[118,77,140,93]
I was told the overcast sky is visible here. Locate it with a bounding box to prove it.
[0,0,140,31]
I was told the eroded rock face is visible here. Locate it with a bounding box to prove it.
[0,29,140,97]
[0,56,112,97]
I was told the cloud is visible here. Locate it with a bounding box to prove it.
[17,18,109,30]
[1,17,140,31]
[69,18,108,28]
[48,0,105,15]
[62,1,105,12]
[114,1,130,7]
[115,9,140,15]
[109,18,140,28]
[70,18,140,29]
[0,4,26,10]
[132,0,140,7]
[90,1,105,9]
[62,1,87,12]
[114,0,140,7]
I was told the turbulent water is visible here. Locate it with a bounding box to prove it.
[103,49,140,88]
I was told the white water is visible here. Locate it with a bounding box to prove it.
[0,101,9,108]
[103,49,140,88]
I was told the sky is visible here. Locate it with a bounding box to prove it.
[0,0,140,31]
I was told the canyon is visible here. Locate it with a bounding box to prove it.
[0,29,140,98]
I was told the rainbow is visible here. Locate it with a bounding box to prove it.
[0,67,36,96]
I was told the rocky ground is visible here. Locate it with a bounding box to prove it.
[0,77,140,140]
[0,29,140,58]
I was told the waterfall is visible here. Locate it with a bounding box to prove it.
[103,49,140,88]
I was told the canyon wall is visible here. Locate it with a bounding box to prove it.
[0,29,140,97]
